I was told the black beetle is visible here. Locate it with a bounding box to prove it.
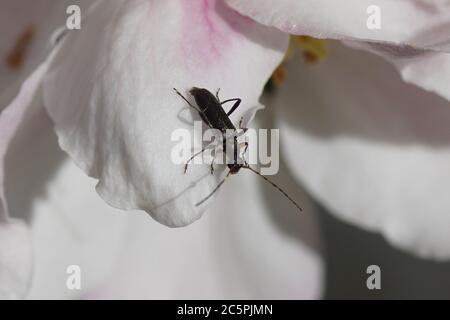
[174,87,302,211]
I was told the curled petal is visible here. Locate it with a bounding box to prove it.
[22,116,322,299]
[225,0,450,51]
[276,42,450,259]
[43,0,288,227]
[84,154,323,299]
[345,41,450,103]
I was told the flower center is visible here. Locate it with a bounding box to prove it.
[294,36,328,64]
[265,36,328,92]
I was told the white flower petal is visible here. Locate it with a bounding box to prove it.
[3,65,136,299]
[0,59,127,299]
[83,148,323,299]
[275,42,450,259]
[344,41,450,102]
[225,0,450,51]
[19,116,322,300]
[23,150,131,299]
[0,221,31,299]
[0,61,50,298]
[42,0,288,227]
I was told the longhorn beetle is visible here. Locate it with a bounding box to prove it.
[174,87,302,211]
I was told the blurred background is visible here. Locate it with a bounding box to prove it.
[320,205,450,299]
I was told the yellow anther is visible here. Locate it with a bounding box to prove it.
[271,65,287,86]
[6,25,35,69]
[293,35,328,64]
[266,36,328,90]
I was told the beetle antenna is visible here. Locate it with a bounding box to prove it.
[173,88,202,113]
[196,170,232,207]
[243,166,303,212]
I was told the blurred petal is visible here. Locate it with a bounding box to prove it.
[42,0,288,227]
[84,150,323,299]
[2,55,139,300]
[225,0,450,51]
[0,221,31,299]
[0,57,128,299]
[23,115,322,299]
[275,42,450,259]
[23,148,130,299]
[0,0,92,295]
[0,61,50,298]
[345,41,450,102]
[0,0,91,105]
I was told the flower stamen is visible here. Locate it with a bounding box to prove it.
[294,36,328,64]
[271,65,287,86]
[5,25,35,70]
[266,36,328,92]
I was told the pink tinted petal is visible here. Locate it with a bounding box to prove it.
[42,0,288,227]
[276,42,450,259]
[225,0,450,51]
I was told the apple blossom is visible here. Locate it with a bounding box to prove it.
[2,0,450,300]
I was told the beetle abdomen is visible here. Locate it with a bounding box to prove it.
[190,87,236,130]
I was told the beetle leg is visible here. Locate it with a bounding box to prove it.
[221,98,242,116]
[184,142,218,174]
[210,158,215,175]
[184,147,207,174]
[238,142,249,166]
[238,116,248,133]
[239,117,244,129]
[196,170,232,207]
